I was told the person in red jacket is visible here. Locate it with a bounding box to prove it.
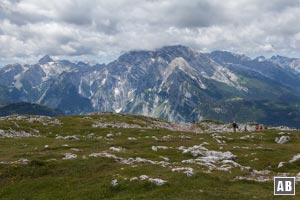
[256,124,259,130]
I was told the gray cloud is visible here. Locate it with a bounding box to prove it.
[0,0,300,65]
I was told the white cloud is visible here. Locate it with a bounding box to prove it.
[0,0,300,65]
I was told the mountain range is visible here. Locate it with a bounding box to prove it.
[0,45,300,127]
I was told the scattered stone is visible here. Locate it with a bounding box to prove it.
[276,172,292,177]
[148,178,166,186]
[252,170,270,175]
[250,158,259,162]
[12,158,29,164]
[0,129,40,138]
[235,176,271,182]
[56,135,80,140]
[273,126,296,131]
[128,137,137,140]
[275,136,290,144]
[179,135,191,139]
[179,144,238,171]
[89,116,204,133]
[109,147,125,152]
[178,145,208,157]
[159,156,170,161]
[152,146,169,151]
[137,175,166,186]
[205,151,236,160]
[211,134,226,144]
[0,115,62,126]
[221,160,241,168]
[139,175,149,180]
[70,148,81,152]
[240,135,253,140]
[63,153,77,160]
[161,135,173,141]
[181,151,239,171]
[130,177,138,182]
[111,179,118,186]
[172,167,194,176]
[89,152,117,159]
[296,173,300,182]
[151,136,158,140]
[89,152,169,167]
[106,133,114,137]
[289,154,300,163]
[179,145,236,160]
[211,134,224,139]
[278,162,285,168]
[93,122,142,129]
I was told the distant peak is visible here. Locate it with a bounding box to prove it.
[159,45,191,52]
[38,55,54,64]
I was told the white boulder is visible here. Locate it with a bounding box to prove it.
[275,136,290,144]
[63,153,77,160]
[148,178,167,186]
[111,179,118,186]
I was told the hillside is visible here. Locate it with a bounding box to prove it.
[0,102,64,117]
[0,113,299,199]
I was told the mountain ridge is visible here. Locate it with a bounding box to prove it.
[0,45,300,127]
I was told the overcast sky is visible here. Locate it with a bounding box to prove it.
[0,0,300,65]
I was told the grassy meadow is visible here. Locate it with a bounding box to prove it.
[0,113,299,199]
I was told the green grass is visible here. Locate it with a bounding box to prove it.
[0,113,299,199]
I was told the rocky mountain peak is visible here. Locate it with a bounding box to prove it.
[157,45,195,60]
[38,55,54,65]
[159,45,191,52]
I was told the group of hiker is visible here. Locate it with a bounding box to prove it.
[232,121,265,132]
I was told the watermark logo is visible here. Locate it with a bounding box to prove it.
[274,177,295,195]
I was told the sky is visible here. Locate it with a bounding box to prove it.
[0,0,300,65]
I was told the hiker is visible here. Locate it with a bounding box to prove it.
[244,125,248,132]
[232,121,238,133]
